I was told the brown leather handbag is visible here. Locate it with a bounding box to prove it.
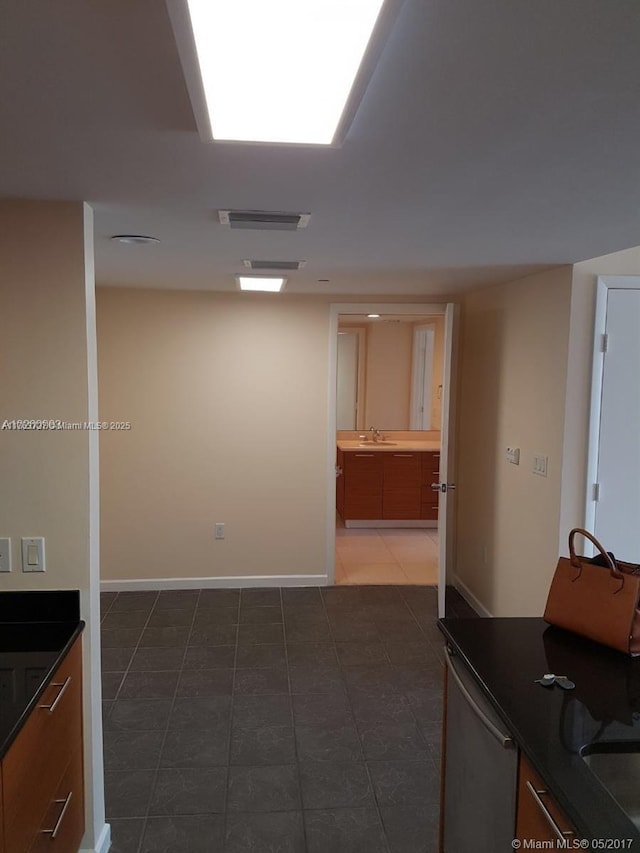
[544,528,640,656]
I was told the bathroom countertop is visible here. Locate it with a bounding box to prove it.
[337,439,441,451]
[0,590,84,759]
[439,616,640,841]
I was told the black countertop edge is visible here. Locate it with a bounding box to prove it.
[0,590,80,623]
[437,617,640,842]
[0,620,85,760]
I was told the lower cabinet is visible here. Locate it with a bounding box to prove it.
[516,754,578,844]
[2,637,84,853]
[338,449,440,521]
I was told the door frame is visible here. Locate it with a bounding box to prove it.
[326,302,457,617]
[585,275,640,551]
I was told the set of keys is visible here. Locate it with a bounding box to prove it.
[534,673,575,690]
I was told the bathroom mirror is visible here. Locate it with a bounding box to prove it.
[336,313,444,431]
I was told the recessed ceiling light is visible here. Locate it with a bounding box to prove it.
[368,313,380,318]
[111,235,160,245]
[237,276,286,293]
[168,0,402,145]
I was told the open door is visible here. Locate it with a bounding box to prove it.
[437,303,459,617]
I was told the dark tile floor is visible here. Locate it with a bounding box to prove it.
[101,585,476,853]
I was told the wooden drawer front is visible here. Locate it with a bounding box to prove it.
[4,638,82,853]
[516,755,577,844]
[343,453,383,519]
[30,747,84,853]
[382,453,421,490]
[336,448,345,518]
[420,500,439,521]
[383,490,421,519]
[421,452,440,484]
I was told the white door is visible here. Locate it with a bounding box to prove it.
[438,304,459,617]
[591,284,640,560]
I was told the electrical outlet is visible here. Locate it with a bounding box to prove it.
[215,523,225,540]
[0,538,11,572]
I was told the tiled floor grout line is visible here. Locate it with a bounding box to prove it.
[220,589,243,849]
[319,587,394,853]
[134,589,202,853]
[107,591,160,706]
[280,587,309,853]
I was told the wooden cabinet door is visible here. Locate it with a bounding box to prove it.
[343,452,383,519]
[383,453,421,519]
[516,755,578,844]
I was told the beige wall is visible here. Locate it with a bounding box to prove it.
[455,266,573,616]
[559,247,640,553]
[0,201,104,850]
[97,287,331,582]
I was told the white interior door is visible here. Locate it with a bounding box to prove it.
[438,304,459,617]
[591,284,640,559]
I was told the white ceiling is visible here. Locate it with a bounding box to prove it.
[1,1,640,296]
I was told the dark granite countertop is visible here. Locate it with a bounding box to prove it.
[439,617,640,842]
[0,591,84,759]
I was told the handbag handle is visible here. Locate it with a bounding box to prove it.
[569,528,623,579]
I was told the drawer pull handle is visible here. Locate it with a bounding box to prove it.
[524,780,574,841]
[41,791,73,839]
[39,676,71,713]
[392,454,414,457]
[354,453,375,457]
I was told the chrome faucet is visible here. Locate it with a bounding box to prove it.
[369,426,383,442]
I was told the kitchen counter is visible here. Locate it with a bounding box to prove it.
[439,617,640,841]
[337,439,441,451]
[0,590,84,759]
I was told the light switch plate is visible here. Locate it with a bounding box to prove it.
[533,455,548,477]
[21,537,46,572]
[506,447,520,465]
[0,538,11,573]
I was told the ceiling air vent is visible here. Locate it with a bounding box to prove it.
[218,210,311,231]
[243,260,306,271]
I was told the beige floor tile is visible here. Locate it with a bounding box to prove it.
[400,561,439,584]
[386,546,437,565]
[342,562,411,585]
[339,546,395,565]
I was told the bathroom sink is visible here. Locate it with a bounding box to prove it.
[581,742,640,828]
[358,441,397,447]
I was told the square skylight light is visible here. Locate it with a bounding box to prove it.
[237,276,287,292]
[168,0,400,145]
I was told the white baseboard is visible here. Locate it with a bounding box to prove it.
[101,575,329,592]
[81,822,110,853]
[452,574,493,618]
[344,520,437,529]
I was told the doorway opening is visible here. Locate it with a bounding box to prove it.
[327,302,458,617]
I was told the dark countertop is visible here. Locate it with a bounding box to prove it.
[0,590,84,759]
[439,617,640,842]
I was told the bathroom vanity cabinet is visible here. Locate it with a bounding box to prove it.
[337,445,440,523]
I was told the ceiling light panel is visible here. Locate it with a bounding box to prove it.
[237,276,286,292]
[169,0,395,145]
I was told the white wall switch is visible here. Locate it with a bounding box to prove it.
[506,447,520,465]
[0,539,11,573]
[21,537,45,572]
[215,523,225,540]
[533,455,548,477]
